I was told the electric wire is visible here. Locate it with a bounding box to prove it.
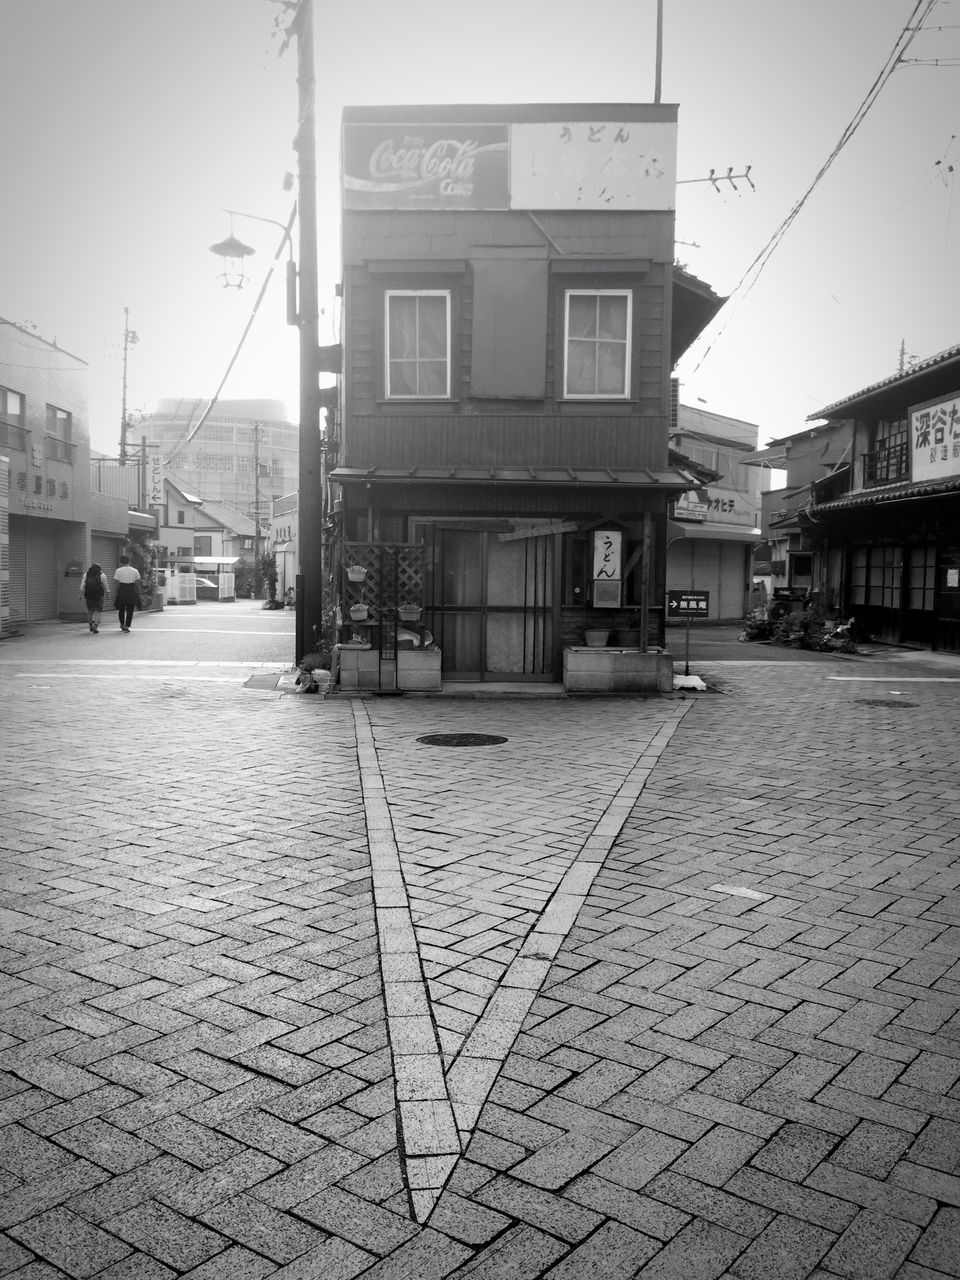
[687,0,939,375]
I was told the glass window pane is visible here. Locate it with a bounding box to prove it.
[567,340,597,394]
[418,297,446,357]
[568,295,597,339]
[389,298,418,358]
[418,360,447,396]
[597,343,626,394]
[598,296,627,339]
[389,360,418,395]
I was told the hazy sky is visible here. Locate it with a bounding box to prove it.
[1,0,957,452]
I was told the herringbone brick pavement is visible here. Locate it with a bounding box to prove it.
[0,660,957,1278]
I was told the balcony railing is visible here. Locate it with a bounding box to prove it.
[0,421,28,452]
[863,440,909,487]
[44,435,77,463]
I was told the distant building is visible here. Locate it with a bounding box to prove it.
[142,398,298,536]
[1,318,130,629]
[668,403,763,621]
[749,344,960,652]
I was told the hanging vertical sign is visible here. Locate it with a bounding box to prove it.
[146,449,164,507]
[592,529,622,607]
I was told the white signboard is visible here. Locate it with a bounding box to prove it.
[911,394,960,482]
[510,121,677,210]
[147,451,164,507]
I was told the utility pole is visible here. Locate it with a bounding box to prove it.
[294,0,322,663]
[119,308,138,464]
[253,423,263,593]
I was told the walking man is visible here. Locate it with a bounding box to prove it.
[113,555,142,632]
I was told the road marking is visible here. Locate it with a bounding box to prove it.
[14,674,247,682]
[826,676,960,682]
[0,660,288,668]
[354,698,695,1223]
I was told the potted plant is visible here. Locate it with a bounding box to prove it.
[397,602,422,622]
[346,564,367,582]
[583,625,610,647]
[349,599,370,621]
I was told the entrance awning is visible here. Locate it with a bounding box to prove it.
[190,556,240,566]
[668,520,763,542]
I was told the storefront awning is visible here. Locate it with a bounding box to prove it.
[668,520,763,542]
[190,555,240,565]
[330,464,701,491]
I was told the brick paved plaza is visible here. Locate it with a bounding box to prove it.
[1,623,958,1279]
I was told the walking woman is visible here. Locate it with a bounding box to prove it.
[113,555,143,632]
[79,562,108,633]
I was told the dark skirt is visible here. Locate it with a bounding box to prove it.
[114,582,140,611]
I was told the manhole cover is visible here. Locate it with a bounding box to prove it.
[855,699,918,708]
[416,732,508,747]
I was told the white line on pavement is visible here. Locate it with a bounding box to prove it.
[826,676,960,682]
[0,660,287,668]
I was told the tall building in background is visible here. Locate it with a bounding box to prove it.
[143,399,298,533]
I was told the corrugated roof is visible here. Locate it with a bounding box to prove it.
[812,473,960,513]
[329,465,700,489]
[807,344,960,420]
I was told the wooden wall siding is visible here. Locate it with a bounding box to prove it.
[341,209,674,267]
[344,481,671,523]
[344,414,669,471]
[344,263,668,421]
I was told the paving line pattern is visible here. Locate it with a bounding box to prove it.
[353,698,694,1221]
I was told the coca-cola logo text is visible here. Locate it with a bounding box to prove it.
[368,135,481,196]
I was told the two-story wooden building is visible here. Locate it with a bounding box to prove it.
[328,104,723,686]
[801,344,960,652]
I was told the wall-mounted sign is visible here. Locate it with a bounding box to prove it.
[911,392,960,483]
[343,124,509,209]
[510,121,676,210]
[342,116,677,212]
[592,529,622,608]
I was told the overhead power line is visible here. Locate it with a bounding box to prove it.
[687,0,939,374]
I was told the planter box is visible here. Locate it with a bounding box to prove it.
[563,646,673,694]
[397,648,442,691]
[339,645,379,690]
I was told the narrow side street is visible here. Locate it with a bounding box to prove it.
[0,616,958,1279]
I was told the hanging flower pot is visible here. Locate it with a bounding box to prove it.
[349,603,369,621]
[397,604,422,622]
[346,565,367,583]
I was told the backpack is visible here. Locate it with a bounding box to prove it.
[83,575,102,601]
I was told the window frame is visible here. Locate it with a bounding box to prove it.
[46,404,72,441]
[384,289,452,401]
[562,288,633,401]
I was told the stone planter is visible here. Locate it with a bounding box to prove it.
[563,646,673,694]
[397,648,442,691]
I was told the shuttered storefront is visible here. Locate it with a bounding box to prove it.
[8,517,59,622]
[91,534,121,587]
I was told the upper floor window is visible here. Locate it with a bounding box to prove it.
[46,405,72,440]
[563,290,632,399]
[1,387,24,426]
[385,291,450,398]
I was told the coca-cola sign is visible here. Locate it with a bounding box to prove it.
[343,124,509,209]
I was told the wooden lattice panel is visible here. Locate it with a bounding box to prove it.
[341,543,425,615]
